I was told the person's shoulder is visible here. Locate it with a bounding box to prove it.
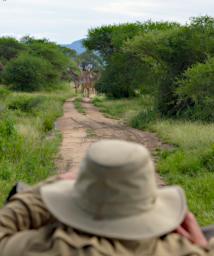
[156,233,208,255]
[208,237,214,251]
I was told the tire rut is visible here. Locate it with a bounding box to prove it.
[55,98,168,186]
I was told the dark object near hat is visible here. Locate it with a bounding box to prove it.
[202,225,214,240]
[5,182,30,204]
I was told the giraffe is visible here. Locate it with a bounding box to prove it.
[68,69,81,94]
[81,69,101,97]
[81,70,91,98]
[90,71,100,95]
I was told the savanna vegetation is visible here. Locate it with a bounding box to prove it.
[86,16,214,225]
[85,16,214,122]
[0,84,74,205]
[0,36,78,204]
[0,36,79,91]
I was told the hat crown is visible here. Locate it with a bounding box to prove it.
[72,140,157,220]
[41,139,187,240]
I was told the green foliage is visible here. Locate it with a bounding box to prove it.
[84,21,179,60]
[0,37,25,83]
[0,84,74,205]
[85,21,180,98]
[6,92,69,132]
[96,52,146,97]
[124,16,214,118]
[86,16,214,122]
[92,94,155,123]
[3,54,53,91]
[130,107,157,129]
[151,120,214,224]
[0,36,78,91]
[202,145,214,172]
[0,37,25,63]
[0,116,23,161]
[176,57,214,121]
[7,94,46,113]
[93,90,158,128]
[0,86,10,99]
[25,38,69,75]
[84,25,116,60]
[73,96,86,114]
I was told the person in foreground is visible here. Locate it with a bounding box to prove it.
[0,140,213,255]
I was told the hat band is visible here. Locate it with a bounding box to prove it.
[72,195,157,220]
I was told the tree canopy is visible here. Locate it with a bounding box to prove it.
[0,36,79,91]
[84,16,214,121]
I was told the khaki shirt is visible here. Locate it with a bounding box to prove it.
[0,177,214,256]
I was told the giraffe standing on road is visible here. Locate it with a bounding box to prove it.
[81,70,92,98]
[69,69,81,94]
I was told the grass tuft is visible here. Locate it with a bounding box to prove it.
[74,96,86,114]
[0,83,74,205]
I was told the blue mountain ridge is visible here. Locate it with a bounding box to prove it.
[63,39,86,55]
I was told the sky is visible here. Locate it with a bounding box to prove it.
[0,0,213,44]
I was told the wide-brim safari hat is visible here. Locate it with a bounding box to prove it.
[41,140,187,240]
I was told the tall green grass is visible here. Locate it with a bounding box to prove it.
[0,84,74,205]
[150,121,214,225]
[93,95,214,225]
[74,96,86,114]
[92,95,155,124]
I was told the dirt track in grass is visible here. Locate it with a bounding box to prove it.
[55,98,169,186]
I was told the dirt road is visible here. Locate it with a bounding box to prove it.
[55,98,167,185]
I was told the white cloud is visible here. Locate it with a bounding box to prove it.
[0,0,213,43]
[94,0,214,22]
[94,1,161,17]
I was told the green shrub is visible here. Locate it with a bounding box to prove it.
[158,150,202,177]
[95,53,145,98]
[123,16,214,116]
[0,86,10,99]
[3,54,53,91]
[7,94,63,132]
[151,120,214,225]
[25,38,70,75]
[7,95,46,113]
[0,87,10,114]
[0,116,23,161]
[176,57,214,121]
[7,95,34,112]
[130,107,157,129]
[0,84,74,205]
[0,37,25,62]
[74,97,86,114]
[0,104,6,114]
[201,145,214,172]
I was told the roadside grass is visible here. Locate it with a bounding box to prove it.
[150,121,214,225]
[74,96,86,114]
[0,83,74,205]
[92,95,154,122]
[93,95,214,226]
[86,128,96,138]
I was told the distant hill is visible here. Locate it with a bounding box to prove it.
[64,39,86,55]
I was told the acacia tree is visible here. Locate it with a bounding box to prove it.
[176,57,214,121]
[84,21,179,98]
[0,37,25,64]
[3,53,53,91]
[124,16,214,116]
[1,36,77,91]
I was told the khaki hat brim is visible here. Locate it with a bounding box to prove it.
[41,180,186,240]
